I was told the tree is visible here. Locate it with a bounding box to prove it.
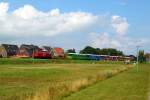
[66,48,76,53]
[138,50,146,63]
[80,46,99,54]
[80,46,124,56]
[99,48,124,56]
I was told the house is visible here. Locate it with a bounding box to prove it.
[145,53,150,63]
[17,44,39,58]
[0,44,19,58]
[51,47,65,58]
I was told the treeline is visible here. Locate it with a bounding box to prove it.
[67,46,124,56]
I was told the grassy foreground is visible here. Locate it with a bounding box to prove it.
[64,64,150,100]
[0,61,131,100]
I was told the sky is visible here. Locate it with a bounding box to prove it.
[0,0,150,54]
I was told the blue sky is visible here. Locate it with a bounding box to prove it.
[0,0,150,54]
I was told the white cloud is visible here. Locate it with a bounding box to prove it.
[89,32,123,52]
[90,32,110,48]
[89,32,122,49]
[50,8,60,16]
[13,5,39,19]
[89,31,150,54]
[0,2,129,39]
[111,15,129,36]
[0,2,98,37]
[110,40,121,48]
[88,15,129,50]
[0,2,8,16]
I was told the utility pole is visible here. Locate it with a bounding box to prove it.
[136,46,141,72]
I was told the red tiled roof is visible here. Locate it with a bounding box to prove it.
[54,48,64,56]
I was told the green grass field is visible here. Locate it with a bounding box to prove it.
[0,58,149,100]
[64,64,150,100]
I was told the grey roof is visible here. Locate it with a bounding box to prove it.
[2,44,19,50]
[20,44,39,56]
[1,44,19,56]
[20,44,39,50]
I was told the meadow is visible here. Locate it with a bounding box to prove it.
[0,58,133,100]
[64,64,150,100]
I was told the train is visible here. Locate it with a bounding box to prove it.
[67,53,135,61]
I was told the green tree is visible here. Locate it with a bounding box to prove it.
[66,48,76,53]
[99,48,123,56]
[80,46,99,54]
[138,50,146,63]
[80,46,124,56]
